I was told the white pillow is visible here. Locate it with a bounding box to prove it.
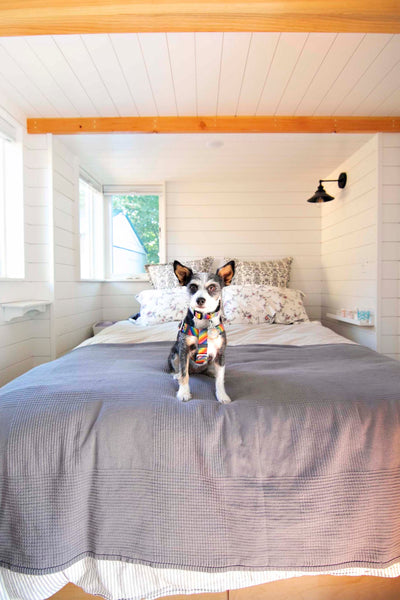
[222,285,282,324]
[273,287,309,324]
[136,288,189,326]
[222,285,309,325]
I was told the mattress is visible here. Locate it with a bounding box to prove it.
[79,319,356,348]
[1,322,400,600]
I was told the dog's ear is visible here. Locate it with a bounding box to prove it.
[216,260,235,287]
[173,260,193,286]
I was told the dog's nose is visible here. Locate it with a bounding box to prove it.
[197,297,206,306]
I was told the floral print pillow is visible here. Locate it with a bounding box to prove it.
[136,288,189,325]
[222,285,309,325]
[146,257,214,289]
[273,287,309,324]
[222,285,283,324]
[224,257,293,287]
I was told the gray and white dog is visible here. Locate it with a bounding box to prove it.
[168,260,235,403]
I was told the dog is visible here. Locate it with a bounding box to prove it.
[168,260,235,404]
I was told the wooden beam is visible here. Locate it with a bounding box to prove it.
[2,1,400,36]
[27,116,400,135]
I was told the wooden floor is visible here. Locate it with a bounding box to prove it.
[49,575,400,600]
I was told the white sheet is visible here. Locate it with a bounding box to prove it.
[79,319,355,348]
[2,558,400,600]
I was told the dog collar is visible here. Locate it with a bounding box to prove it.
[180,322,225,365]
[192,303,221,321]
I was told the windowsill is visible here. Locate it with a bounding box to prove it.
[80,277,150,283]
[0,277,25,282]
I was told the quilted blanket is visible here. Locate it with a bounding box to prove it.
[1,342,400,574]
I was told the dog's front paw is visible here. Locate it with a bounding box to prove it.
[177,386,192,402]
[217,391,231,404]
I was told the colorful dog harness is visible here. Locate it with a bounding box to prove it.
[180,322,225,365]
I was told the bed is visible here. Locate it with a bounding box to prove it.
[1,317,400,600]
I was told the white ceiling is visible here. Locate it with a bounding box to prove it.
[0,32,399,119]
[58,132,373,184]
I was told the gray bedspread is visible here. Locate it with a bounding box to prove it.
[1,341,400,575]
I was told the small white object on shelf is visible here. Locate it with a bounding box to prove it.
[1,300,51,322]
[326,313,374,327]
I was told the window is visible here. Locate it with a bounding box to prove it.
[0,114,24,279]
[79,180,165,280]
[79,173,104,279]
[103,185,165,279]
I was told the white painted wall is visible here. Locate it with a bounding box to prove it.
[321,135,379,350]
[0,88,104,387]
[102,179,322,321]
[379,133,400,360]
[166,180,321,319]
[52,137,102,356]
[0,92,52,386]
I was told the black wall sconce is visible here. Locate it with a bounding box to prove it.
[307,172,347,203]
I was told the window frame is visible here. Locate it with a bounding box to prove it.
[103,184,166,281]
[78,171,105,281]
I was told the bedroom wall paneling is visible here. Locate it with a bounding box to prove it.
[0,90,53,386]
[51,136,102,356]
[321,135,379,350]
[166,180,322,320]
[101,281,152,322]
[379,133,400,360]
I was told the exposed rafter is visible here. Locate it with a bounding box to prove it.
[2,0,400,36]
[27,116,400,135]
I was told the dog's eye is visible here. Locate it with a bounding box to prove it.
[189,284,198,293]
[208,285,217,293]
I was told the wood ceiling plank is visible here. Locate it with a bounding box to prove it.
[110,34,157,117]
[216,32,252,115]
[54,35,118,117]
[195,33,224,115]
[316,33,393,115]
[138,33,177,116]
[167,33,197,116]
[27,36,101,117]
[1,1,400,35]
[256,32,309,114]
[27,115,400,134]
[236,33,280,115]
[81,34,139,116]
[0,37,80,117]
[294,33,364,115]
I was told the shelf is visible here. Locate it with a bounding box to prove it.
[1,300,51,322]
[326,313,374,327]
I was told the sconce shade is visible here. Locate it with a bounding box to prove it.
[307,172,347,203]
[307,183,335,203]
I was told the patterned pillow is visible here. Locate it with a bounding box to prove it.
[222,285,283,324]
[222,285,309,325]
[136,288,189,325]
[273,287,309,324]
[146,257,214,288]
[224,257,293,287]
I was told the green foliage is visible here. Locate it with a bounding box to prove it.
[112,195,159,264]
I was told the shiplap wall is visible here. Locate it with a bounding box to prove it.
[166,180,322,319]
[380,133,400,360]
[321,135,379,350]
[102,180,322,321]
[52,137,102,356]
[0,94,52,386]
